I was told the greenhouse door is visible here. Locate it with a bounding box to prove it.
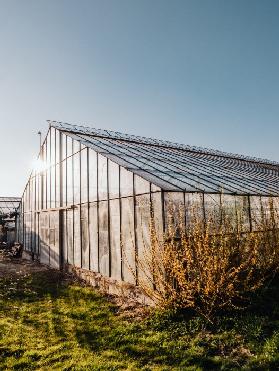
[39,210,61,269]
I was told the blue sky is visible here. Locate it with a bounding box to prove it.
[0,0,278,196]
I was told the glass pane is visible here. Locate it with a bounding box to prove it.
[49,211,59,269]
[120,167,133,197]
[23,214,26,248]
[272,197,279,215]
[235,196,250,232]
[89,202,98,272]
[151,184,161,192]
[81,204,89,269]
[250,196,266,230]
[50,128,56,166]
[56,164,60,208]
[67,157,73,206]
[109,199,121,280]
[73,206,81,267]
[50,166,55,208]
[73,138,80,154]
[67,136,73,157]
[46,168,51,209]
[36,174,40,210]
[42,169,46,209]
[67,209,74,264]
[108,160,119,199]
[62,210,67,266]
[46,131,51,168]
[41,144,46,209]
[222,194,236,226]
[29,212,33,252]
[40,212,49,265]
[25,188,28,212]
[61,133,67,161]
[164,192,185,231]
[33,176,36,211]
[81,149,88,204]
[36,212,40,255]
[152,191,163,238]
[99,200,109,277]
[185,193,203,228]
[204,194,221,226]
[62,160,67,207]
[98,155,108,201]
[56,129,60,164]
[28,183,31,212]
[30,177,33,212]
[31,212,36,254]
[73,153,80,205]
[121,197,136,283]
[89,149,97,202]
[135,194,152,285]
[135,175,150,195]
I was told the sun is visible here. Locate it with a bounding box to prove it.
[32,158,47,173]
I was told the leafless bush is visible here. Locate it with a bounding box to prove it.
[131,196,279,319]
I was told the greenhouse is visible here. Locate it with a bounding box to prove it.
[17,121,279,285]
[0,197,21,244]
[0,197,21,216]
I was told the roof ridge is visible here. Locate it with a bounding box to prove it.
[48,120,279,168]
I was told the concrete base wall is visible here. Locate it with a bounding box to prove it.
[21,249,153,306]
[65,264,154,306]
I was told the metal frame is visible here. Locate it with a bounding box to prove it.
[0,197,21,215]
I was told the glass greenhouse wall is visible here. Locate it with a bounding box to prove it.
[17,122,279,285]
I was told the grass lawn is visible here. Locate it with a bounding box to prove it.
[1,268,279,370]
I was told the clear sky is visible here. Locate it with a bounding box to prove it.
[0,0,278,196]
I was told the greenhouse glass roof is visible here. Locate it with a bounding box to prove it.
[50,121,279,196]
[0,197,21,215]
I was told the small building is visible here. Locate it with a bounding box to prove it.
[0,197,21,245]
[17,121,279,286]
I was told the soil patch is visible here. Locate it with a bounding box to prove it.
[0,248,49,278]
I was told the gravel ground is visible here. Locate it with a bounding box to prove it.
[0,247,48,278]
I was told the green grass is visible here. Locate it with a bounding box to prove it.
[1,270,279,370]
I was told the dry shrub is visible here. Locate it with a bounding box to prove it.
[134,196,279,319]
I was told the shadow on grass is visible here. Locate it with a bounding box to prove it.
[1,269,279,370]
[143,275,279,369]
[0,270,65,301]
[0,270,220,368]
